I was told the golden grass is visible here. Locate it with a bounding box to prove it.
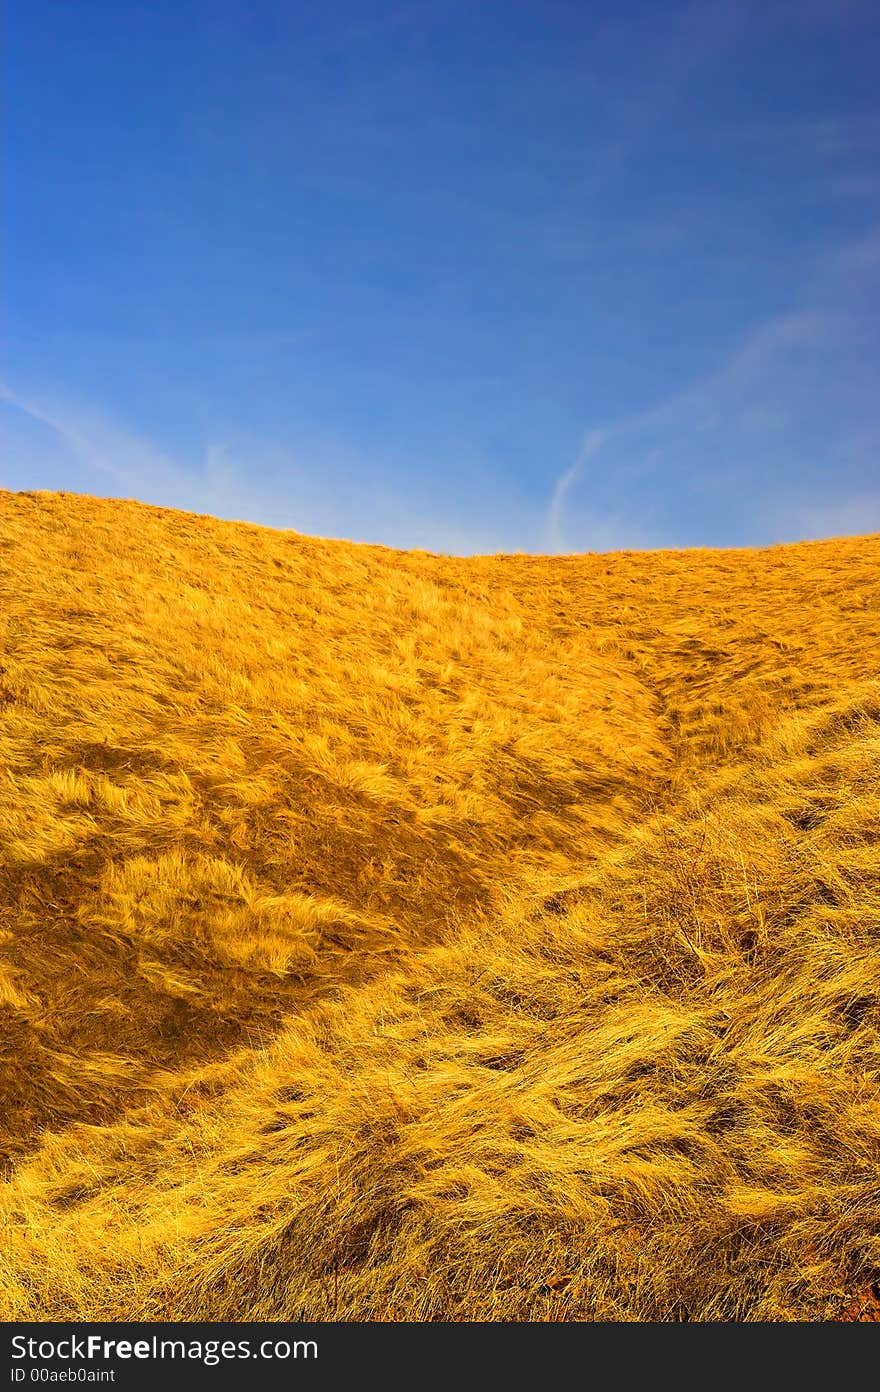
[1,487,879,1321]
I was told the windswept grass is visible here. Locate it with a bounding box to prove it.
[1,489,878,1321]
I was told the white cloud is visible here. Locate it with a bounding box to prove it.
[547,225,880,550]
[1,383,532,557]
[784,492,880,541]
[545,429,610,551]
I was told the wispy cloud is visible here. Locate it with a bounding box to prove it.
[782,491,880,542]
[1,383,534,556]
[546,430,608,551]
[545,312,816,549]
[2,385,185,493]
[1,382,353,537]
[547,224,880,550]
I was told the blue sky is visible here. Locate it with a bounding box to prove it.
[3,0,879,554]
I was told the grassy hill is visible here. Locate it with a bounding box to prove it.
[1,488,879,1321]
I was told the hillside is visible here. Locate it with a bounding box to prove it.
[1,488,879,1321]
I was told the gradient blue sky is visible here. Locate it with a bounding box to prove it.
[3,0,879,553]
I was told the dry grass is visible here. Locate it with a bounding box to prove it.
[1,487,878,1321]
